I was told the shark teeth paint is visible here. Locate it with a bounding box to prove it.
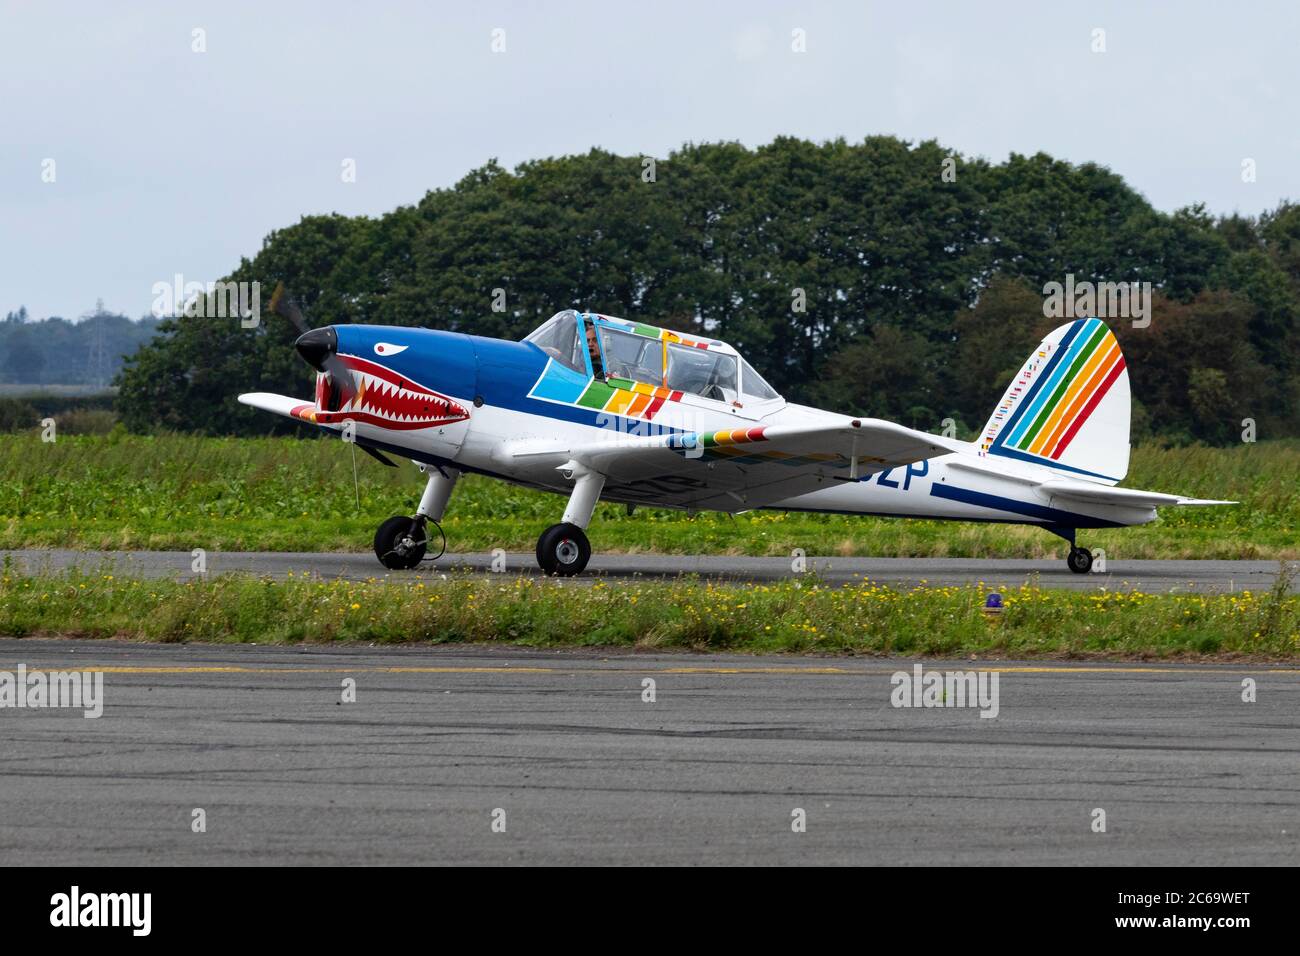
[295,354,469,431]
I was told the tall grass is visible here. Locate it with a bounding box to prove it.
[0,433,1296,558]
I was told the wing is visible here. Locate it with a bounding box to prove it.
[238,392,320,423]
[507,417,964,512]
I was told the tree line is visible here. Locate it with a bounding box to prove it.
[2,305,161,387]
[116,136,1300,444]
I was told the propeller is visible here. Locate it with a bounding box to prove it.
[267,282,394,495]
[268,282,358,407]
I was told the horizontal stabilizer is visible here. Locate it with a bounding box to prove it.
[1039,478,1236,510]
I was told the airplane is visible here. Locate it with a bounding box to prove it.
[239,298,1232,576]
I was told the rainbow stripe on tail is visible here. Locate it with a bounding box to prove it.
[979,318,1131,484]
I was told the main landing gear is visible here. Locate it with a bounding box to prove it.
[374,466,458,570]
[371,461,605,577]
[536,461,605,576]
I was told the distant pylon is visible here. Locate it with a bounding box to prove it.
[86,299,110,387]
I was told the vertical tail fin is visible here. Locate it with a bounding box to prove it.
[977,317,1130,485]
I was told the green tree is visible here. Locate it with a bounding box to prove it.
[113,136,1300,444]
[809,325,946,430]
[949,275,1052,429]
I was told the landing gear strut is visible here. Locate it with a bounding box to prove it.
[537,461,604,576]
[374,467,458,570]
[1049,526,1094,575]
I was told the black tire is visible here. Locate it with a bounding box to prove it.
[374,516,427,570]
[536,522,591,576]
[1067,547,1093,574]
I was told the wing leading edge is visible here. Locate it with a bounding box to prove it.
[238,392,319,424]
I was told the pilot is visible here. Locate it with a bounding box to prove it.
[585,322,605,378]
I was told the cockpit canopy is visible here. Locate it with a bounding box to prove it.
[524,310,781,405]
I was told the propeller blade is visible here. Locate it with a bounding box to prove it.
[322,351,359,407]
[268,281,310,336]
[274,282,360,406]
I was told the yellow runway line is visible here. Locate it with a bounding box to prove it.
[5,663,1300,676]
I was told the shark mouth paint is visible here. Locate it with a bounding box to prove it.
[291,355,470,431]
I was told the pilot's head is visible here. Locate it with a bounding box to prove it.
[585,324,600,361]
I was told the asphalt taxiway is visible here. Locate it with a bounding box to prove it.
[1,639,1296,865]
[2,549,1294,592]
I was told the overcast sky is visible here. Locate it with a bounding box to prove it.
[3,0,1297,321]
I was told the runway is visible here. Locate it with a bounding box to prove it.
[2,549,1295,592]
[1,639,1297,865]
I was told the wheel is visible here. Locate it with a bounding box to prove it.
[374,516,427,570]
[1067,546,1093,574]
[536,522,591,576]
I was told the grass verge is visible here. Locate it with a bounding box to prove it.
[2,565,1297,659]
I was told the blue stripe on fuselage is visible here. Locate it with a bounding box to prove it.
[929,482,1123,528]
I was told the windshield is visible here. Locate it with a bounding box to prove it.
[524,311,584,373]
[739,357,780,400]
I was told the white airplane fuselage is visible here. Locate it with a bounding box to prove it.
[244,314,1210,575]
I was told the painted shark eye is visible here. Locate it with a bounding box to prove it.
[374,342,407,356]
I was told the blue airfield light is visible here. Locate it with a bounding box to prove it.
[983,592,1004,620]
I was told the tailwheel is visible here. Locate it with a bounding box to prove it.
[536,522,591,577]
[1066,546,1093,575]
[374,515,427,570]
